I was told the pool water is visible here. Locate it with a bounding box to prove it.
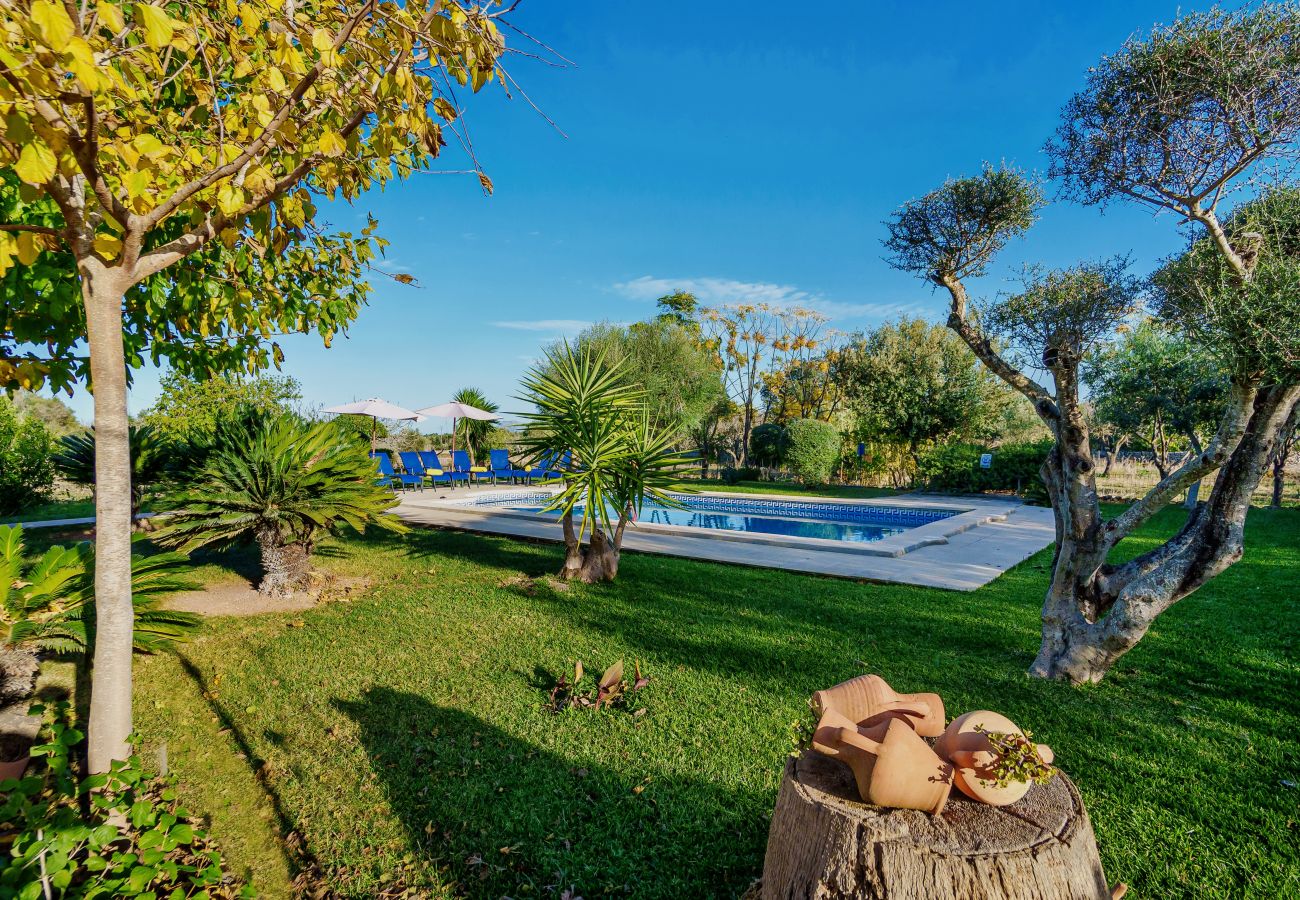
[468,492,955,544]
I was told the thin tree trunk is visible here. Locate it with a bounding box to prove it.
[559,511,584,580]
[83,267,135,774]
[1274,459,1286,508]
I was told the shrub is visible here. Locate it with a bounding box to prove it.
[0,702,253,899]
[52,424,173,517]
[785,419,840,485]
[720,466,761,485]
[155,415,407,596]
[749,423,789,467]
[915,440,1053,496]
[0,396,54,516]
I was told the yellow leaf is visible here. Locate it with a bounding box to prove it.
[433,97,457,123]
[135,4,175,50]
[15,140,57,185]
[15,232,40,265]
[311,28,332,53]
[122,169,150,199]
[30,0,75,51]
[64,37,102,91]
[267,67,285,92]
[93,232,123,259]
[0,233,14,275]
[133,133,164,157]
[317,129,346,157]
[97,1,125,34]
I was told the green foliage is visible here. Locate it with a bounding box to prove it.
[842,318,1019,469]
[784,418,840,485]
[10,391,80,438]
[544,659,650,714]
[155,415,407,558]
[140,370,302,448]
[0,395,54,516]
[1048,5,1300,211]
[655,291,700,327]
[719,466,761,485]
[451,387,500,464]
[0,702,253,899]
[971,725,1057,790]
[1084,320,1227,456]
[52,424,173,514]
[748,423,789,466]
[0,524,200,658]
[915,440,1054,496]
[517,344,692,545]
[554,319,726,443]
[1153,184,1300,383]
[883,165,1043,280]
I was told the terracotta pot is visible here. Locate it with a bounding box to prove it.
[0,754,30,782]
[811,674,945,737]
[935,710,1054,806]
[812,709,953,814]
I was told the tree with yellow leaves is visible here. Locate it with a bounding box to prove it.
[0,0,529,771]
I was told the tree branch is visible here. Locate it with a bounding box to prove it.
[0,223,62,236]
[1101,380,1257,549]
[937,273,1059,418]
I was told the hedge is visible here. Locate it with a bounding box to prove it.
[915,439,1053,498]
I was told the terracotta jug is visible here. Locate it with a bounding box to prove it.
[812,709,953,814]
[811,673,945,737]
[935,710,1054,806]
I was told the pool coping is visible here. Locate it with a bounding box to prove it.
[394,485,1057,590]
[431,488,993,559]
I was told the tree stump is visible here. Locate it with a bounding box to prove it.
[761,751,1111,899]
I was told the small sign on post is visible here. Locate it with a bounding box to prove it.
[979,453,993,469]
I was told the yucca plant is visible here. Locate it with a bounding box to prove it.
[155,415,408,596]
[0,525,199,705]
[52,424,173,518]
[517,344,692,582]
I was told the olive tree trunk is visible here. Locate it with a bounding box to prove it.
[1031,383,1299,683]
[82,263,136,774]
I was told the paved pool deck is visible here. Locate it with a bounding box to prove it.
[395,487,1056,591]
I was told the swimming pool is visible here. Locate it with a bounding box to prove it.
[463,491,958,544]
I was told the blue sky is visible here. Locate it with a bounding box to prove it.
[56,0,1227,427]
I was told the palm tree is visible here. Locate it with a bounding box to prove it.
[155,415,407,596]
[52,424,172,518]
[516,344,691,582]
[452,387,499,464]
[0,524,199,705]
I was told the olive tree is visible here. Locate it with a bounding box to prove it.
[883,6,1300,683]
[0,0,520,770]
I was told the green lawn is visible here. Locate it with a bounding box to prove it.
[133,506,1300,899]
[0,497,95,525]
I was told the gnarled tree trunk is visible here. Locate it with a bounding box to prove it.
[1031,383,1300,683]
[83,264,135,774]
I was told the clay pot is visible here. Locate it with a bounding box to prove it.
[935,710,1054,806]
[811,674,945,737]
[0,754,30,782]
[812,709,953,814]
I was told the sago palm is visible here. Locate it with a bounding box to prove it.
[52,424,173,517]
[155,415,407,596]
[0,524,199,705]
[517,344,691,582]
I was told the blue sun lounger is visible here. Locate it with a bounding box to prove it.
[525,451,565,484]
[452,450,495,485]
[371,451,422,491]
[489,449,528,484]
[419,451,468,487]
[399,451,453,489]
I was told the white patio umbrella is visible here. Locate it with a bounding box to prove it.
[323,398,425,452]
[415,400,499,463]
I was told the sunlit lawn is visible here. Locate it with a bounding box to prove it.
[133,505,1300,899]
